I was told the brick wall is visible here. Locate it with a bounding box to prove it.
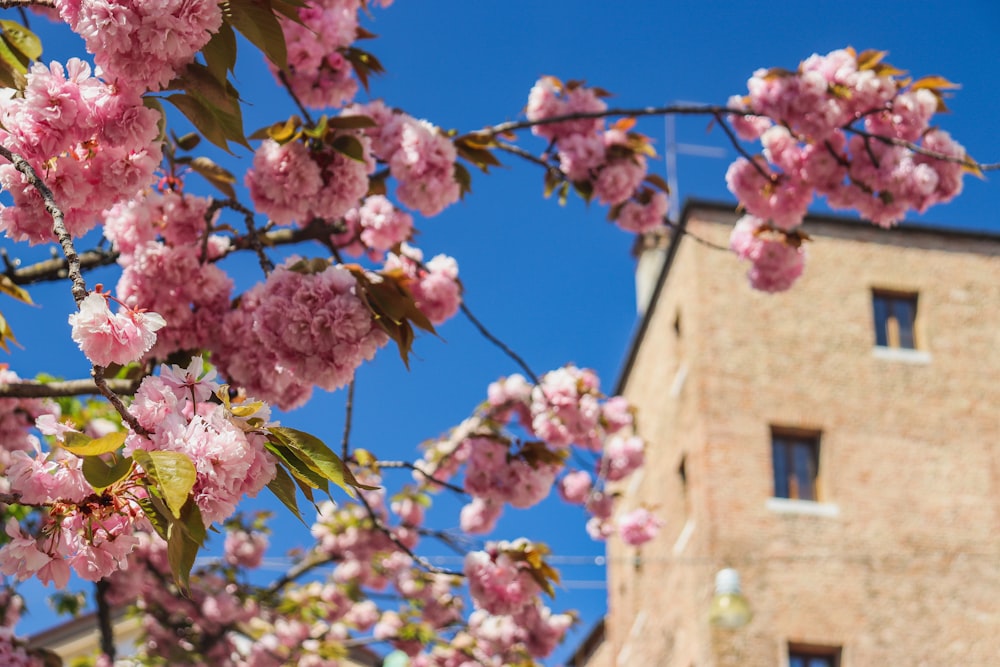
[597,203,1000,666]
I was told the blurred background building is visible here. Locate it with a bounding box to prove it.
[571,200,1000,666]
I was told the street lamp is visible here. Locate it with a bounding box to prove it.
[709,568,752,629]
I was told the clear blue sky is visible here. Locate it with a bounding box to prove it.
[7,2,1000,664]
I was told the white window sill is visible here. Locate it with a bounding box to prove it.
[872,346,931,364]
[766,497,840,517]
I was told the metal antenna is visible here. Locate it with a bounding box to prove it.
[663,103,728,222]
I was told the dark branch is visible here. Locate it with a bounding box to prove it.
[0,377,137,399]
[459,303,540,385]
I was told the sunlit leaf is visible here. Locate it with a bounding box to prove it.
[133,449,197,519]
[270,426,379,496]
[0,20,40,61]
[186,156,237,199]
[61,431,126,457]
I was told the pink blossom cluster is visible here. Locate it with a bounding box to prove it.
[0,589,40,667]
[223,528,269,569]
[617,507,664,546]
[0,59,161,244]
[274,0,384,109]
[526,76,607,142]
[348,101,462,216]
[727,49,967,231]
[463,540,544,617]
[729,215,806,292]
[127,358,276,525]
[0,478,143,586]
[55,0,223,92]
[415,368,645,538]
[331,194,414,259]
[68,291,166,367]
[526,79,667,233]
[115,241,233,359]
[214,260,388,410]
[384,244,462,325]
[106,534,261,665]
[456,436,559,535]
[246,133,374,227]
[0,366,56,489]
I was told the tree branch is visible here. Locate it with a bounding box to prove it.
[459,303,540,385]
[0,377,137,399]
[0,0,53,7]
[95,579,116,663]
[0,144,87,305]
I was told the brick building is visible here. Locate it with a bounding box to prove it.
[574,200,1000,666]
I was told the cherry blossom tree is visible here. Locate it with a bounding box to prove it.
[0,2,991,666]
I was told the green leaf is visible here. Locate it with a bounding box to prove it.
[0,310,21,353]
[0,33,28,80]
[201,21,237,84]
[167,515,199,591]
[331,134,367,162]
[61,431,126,457]
[0,20,41,61]
[133,450,197,519]
[166,92,249,153]
[175,62,241,115]
[186,156,237,199]
[172,132,202,152]
[270,426,379,496]
[266,464,306,525]
[264,439,330,492]
[81,455,133,492]
[137,497,171,542]
[226,0,288,70]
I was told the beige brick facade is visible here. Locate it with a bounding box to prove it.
[587,201,1000,666]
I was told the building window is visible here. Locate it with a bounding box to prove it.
[771,431,821,501]
[788,644,841,667]
[872,290,917,349]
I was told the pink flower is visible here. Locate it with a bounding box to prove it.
[69,292,166,366]
[617,508,663,546]
[729,216,806,292]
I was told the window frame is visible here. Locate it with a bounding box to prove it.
[871,289,918,350]
[787,643,842,667]
[771,429,822,502]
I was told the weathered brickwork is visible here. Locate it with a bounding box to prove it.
[591,202,1000,666]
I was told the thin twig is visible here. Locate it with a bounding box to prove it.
[93,366,147,436]
[262,551,339,599]
[355,488,462,577]
[492,140,552,169]
[375,460,468,496]
[712,111,772,181]
[211,198,275,274]
[0,377,137,399]
[663,220,730,252]
[277,70,316,128]
[341,379,355,461]
[480,103,747,137]
[459,303,540,385]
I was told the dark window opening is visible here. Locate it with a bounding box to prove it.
[872,290,917,349]
[789,644,841,667]
[772,431,821,501]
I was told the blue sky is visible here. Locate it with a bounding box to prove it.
[6,2,1000,664]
